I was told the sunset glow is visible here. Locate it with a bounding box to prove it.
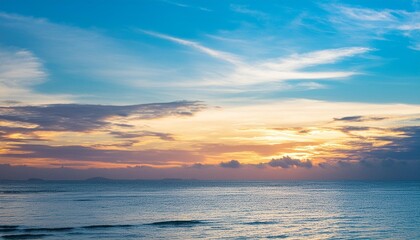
[0,0,419,180]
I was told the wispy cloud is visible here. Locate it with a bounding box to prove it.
[139,30,241,64]
[230,4,269,20]
[160,0,211,12]
[326,4,420,50]
[336,6,397,22]
[226,47,370,86]
[140,30,372,87]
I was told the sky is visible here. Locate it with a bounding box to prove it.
[0,0,419,180]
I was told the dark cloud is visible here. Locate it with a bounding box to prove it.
[309,124,420,180]
[333,126,420,163]
[268,156,312,169]
[334,126,373,139]
[109,131,174,141]
[334,116,387,122]
[0,101,205,145]
[0,101,206,132]
[339,126,371,132]
[1,144,203,164]
[334,116,363,122]
[190,163,212,169]
[114,123,135,128]
[219,160,241,168]
[366,126,420,161]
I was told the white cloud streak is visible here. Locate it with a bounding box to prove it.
[140,30,241,64]
[141,30,371,86]
[159,0,211,12]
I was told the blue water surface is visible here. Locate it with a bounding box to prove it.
[0,180,419,239]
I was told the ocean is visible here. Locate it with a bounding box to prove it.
[0,180,419,239]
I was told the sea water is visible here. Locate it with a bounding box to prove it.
[0,180,419,239]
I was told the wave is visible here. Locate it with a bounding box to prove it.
[0,226,19,229]
[266,235,288,239]
[2,234,51,239]
[0,190,64,194]
[146,220,205,227]
[0,225,19,233]
[244,221,278,225]
[1,224,132,235]
[0,229,18,233]
[81,224,134,229]
[23,227,74,232]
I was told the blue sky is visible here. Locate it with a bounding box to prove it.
[1,0,420,179]
[1,0,419,104]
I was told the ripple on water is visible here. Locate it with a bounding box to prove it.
[146,220,206,227]
[2,234,52,239]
